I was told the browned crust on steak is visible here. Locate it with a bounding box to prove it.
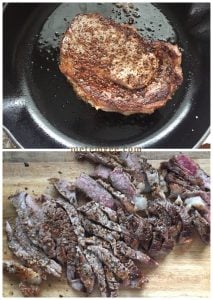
[59,13,183,115]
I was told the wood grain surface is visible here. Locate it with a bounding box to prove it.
[3,152,210,297]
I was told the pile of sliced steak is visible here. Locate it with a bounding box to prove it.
[5,152,210,297]
[59,13,183,115]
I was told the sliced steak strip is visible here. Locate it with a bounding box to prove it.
[75,152,122,169]
[119,152,142,171]
[78,201,122,232]
[9,192,42,247]
[118,212,153,249]
[87,245,129,280]
[75,247,95,294]
[5,220,62,278]
[96,178,135,213]
[56,198,85,244]
[182,190,210,206]
[99,205,118,222]
[119,153,148,192]
[115,241,158,266]
[161,154,210,193]
[76,173,115,208]
[174,154,210,190]
[50,178,77,204]
[84,236,111,250]
[92,164,112,180]
[66,264,84,292]
[120,258,148,288]
[174,205,193,244]
[104,266,120,297]
[25,195,77,266]
[81,218,120,246]
[84,250,107,297]
[3,260,42,285]
[109,168,136,199]
[191,210,210,244]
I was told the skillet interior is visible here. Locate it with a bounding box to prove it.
[3,3,210,148]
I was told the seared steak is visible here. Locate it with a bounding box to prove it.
[59,13,183,115]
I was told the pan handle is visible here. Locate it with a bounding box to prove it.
[3,89,66,149]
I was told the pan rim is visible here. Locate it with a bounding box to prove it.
[3,125,210,150]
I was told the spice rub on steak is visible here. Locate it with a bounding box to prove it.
[59,13,183,115]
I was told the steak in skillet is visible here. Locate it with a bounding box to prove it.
[59,13,183,115]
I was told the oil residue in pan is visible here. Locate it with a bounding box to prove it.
[111,2,177,43]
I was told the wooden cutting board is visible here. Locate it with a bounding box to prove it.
[3,152,210,297]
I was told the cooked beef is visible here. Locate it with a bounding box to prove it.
[119,152,142,171]
[5,220,62,278]
[78,201,122,232]
[75,247,95,294]
[76,173,115,208]
[93,164,137,201]
[23,194,78,267]
[59,14,183,115]
[81,217,120,246]
[109,168,136,199]
[37,199,67,260]
[5,152,210,297]
[148,201,172,227]
[155,199,180,226]
[191,210,210,244]
[98,205,118,222]
[75,152,122,169]
[174,205,193,244]
[161,154,210,192]
[92,164,112,180]
[7,195,81,292]
[115,241,156,266]
[96,178,135,213]
[148,231,163,257]
[182,190,210,206]
[120,258,148,289]
[84,236,111,250]
[3,260,42,285]
[160,238,175,254]
[19,282,41,297]
[174,154,210,190]
[50,178,77,204]
[56,198,85,244]
[84,250,107,297]
[160,154,210,245]
[76,152,148,195]
[104,266,120,297]
[87,245,129,280]
[118,212,153,250]
[119,152,167,196]
[9,192,42,248]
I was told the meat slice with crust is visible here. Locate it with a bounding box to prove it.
[3,260,42,285]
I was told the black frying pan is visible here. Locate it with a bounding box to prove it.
[3,3,210,148]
